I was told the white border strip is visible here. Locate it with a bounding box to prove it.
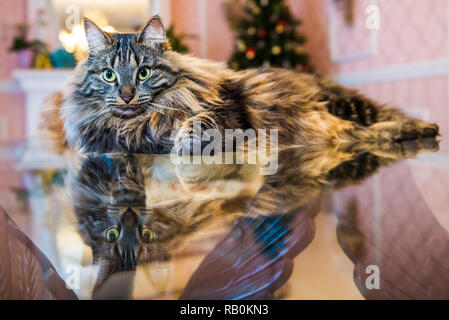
[333,59,449,86]
[328,0,378,63]
[199,0,207,58]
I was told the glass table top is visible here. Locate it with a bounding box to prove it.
[0,137,448,299]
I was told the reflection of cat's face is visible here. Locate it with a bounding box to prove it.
[72,155,182,274]
[82,204,181,271]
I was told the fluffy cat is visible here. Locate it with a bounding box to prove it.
[41,16,439,154]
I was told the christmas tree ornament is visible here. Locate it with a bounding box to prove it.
[275,20,287,33]
[252,6,261,15]
[271,45,281,55]
[257,40,266,48]
[257,29,267,38]
[247,27,257,35]
[237,40,246,52]
[260,0,269,6]
[246,48,256,59]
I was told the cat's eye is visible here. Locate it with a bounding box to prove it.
[105,227,120,242]
[142,228,155,243]
[102,69,117,82]
[138,67,151,81]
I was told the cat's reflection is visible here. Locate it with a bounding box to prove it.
[68,138,439,296]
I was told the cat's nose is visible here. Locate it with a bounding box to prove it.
[119,85,136,104]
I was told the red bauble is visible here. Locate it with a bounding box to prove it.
[245,48,256,60]
[277,20,287,27]
[257,29,267,38]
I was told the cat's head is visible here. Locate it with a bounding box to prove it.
[61,16,202,152]
[79,16,174,119]
[72,155,182,289]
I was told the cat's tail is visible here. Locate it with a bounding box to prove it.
[39,92,69,154]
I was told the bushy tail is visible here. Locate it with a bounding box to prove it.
[39,92,68,154]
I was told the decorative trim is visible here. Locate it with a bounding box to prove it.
[151,0,171,26]
[333,59,449,86]
[328,0,378,63]
[12,69,72,93]
[199,0,208,58]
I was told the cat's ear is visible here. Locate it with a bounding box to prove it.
[136,15,168,50]
[83,18,112,53]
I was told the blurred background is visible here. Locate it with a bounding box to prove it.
[0,0,448,299]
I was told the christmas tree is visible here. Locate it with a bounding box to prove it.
[228,0,310,71]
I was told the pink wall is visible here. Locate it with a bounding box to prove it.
[171,0,234,61]
[0,0,27,144]
[171,0,203,56]
[0,0,27,217]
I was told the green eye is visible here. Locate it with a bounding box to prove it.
[105,227,119,242]
[142,228,154,243]
[138,67,151,81]
[102,69,116,82]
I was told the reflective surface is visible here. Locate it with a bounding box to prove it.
[1,137,448,299]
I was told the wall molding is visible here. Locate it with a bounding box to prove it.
[328,0,379,64]
[199,0,207,58]
[151,0,171,26]
[333,59,449,86]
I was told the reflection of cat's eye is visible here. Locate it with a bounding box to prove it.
[142,228,154,243]
[102,69,117,82]
[138,67,151,81]
[105,227,120,242]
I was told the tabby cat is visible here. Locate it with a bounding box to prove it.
[41,16,439,154]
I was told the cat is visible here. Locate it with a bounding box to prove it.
[40,15,439,155]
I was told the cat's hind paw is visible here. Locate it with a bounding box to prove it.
[396,121,439,142]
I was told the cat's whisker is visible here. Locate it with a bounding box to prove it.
[148,102,180,111]
[142,104,177,120]
[73,182,111,203]
[73,108,109,130]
